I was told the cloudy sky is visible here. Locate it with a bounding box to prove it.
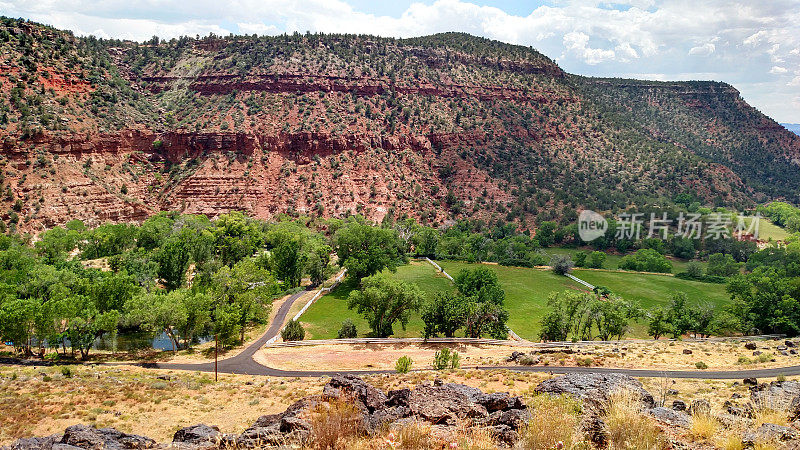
[2,0,799,123]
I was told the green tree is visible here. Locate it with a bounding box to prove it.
[126,290,188,352]
[666,292,695,338]
[618,248,672,273]
[550,254,574,275]
[727,267,800,336]
[347,275,424,337]
[454,266,505,305]
[412,227,440,257]
[156,239,190,291]
[271,235,304,288]
[706,253,741,277]
[211,259,278,343]
[0,297,37,355]
[536,221,557,247]
[464,301,509,339]
[421,292,470,338]
[334,221,405,280]
[647,308,669,340]
[586,251,607,269]
[212,212,264,266]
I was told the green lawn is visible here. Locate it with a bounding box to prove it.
[436,261,584,340]
[300,261,452,339]
[740,217,791,241]
[572,269,730,309]
[301,259,735,341]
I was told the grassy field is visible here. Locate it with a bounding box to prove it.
[301,258,735,340]
[436,261,584,340]
[300,261,452,339]
[572,269,730,309]
[740,217,791,241]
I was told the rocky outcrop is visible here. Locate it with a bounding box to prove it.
[750,380,800,411]
[4,376,529,449]
[534,372,654,409]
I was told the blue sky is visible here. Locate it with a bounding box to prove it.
[2,0,799,123]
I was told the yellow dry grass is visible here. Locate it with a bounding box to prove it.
[602,390,666,450]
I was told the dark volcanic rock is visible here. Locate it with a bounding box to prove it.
[745,342,758,350]
[323,374,388,412]
[60,425,155,449]
[534,373,654,409]
[11,375,534,449]
[750,381,800,411]
[648,407,691,428]
[1,435,69,450]
[743,423,799,444]
[407,384,489,425]
[671,400,687,411]
[743,377,758,386]
[173,424,221,446]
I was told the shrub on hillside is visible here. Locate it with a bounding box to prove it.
[395,356,413,374]
[337,319,358,338]
[550,254,574,275]
[433,348,460,370]
[281,319,305,341]
[618,249,672,273]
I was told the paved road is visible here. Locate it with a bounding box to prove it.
[145,292,800,379]
[146,289,310,376]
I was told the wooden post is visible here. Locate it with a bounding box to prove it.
[214,333,218,382]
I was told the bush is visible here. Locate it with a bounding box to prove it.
[395,356,413,374]
[618,248,672,273]
[337,319,358,339]
[695,361,708,369]
[281,319,305,341]
[60,366,72,378]
[433,348,460,370]
[685,261,704,278]
[586,251,607,269]
[550,254,574,275]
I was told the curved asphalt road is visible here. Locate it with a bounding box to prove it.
[141,292,800,379]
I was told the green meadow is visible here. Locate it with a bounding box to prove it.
[301,259,734,340]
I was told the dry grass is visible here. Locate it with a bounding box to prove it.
[309,398,364,450]
[391,421,434,449]
[0,364,323,445]
[690,413,720,441]
[752,442,780,450]
[714,433,745,450]
[754,407,789,427]
[602,390,666,450]
[516,394,585,450]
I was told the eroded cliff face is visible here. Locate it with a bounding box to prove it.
[3,129,511,233]
[2,21,798,233]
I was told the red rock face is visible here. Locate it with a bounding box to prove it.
[2,23,798,234]
[3,129,510,233]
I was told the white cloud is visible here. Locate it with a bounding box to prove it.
[770,66,788,74]
[689,43,715,56]
[0,0,798,121]
[563,32,616,65]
